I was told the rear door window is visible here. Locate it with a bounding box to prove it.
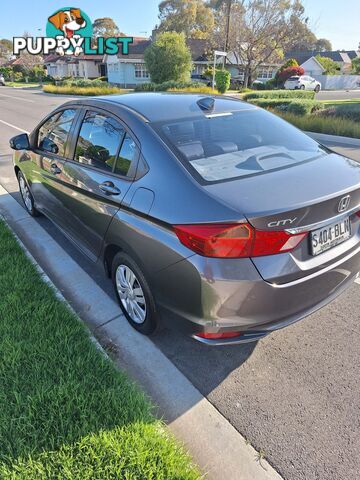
[75,111,125,171]
[38,109,77,156]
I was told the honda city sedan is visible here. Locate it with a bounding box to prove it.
[10,93,360,345]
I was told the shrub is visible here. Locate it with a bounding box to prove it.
[248,98,324,115]
[215,70,231,94]
[251,81,268,90]
[243,90,315,100]
[60,78,106,88]
[134,80,216,93]
[0,66,13,81]
[277,66,305,83]
[134,82,157,92]
[13,71,23,82]
[43,85,124,96]
[264,78,277,90]
[144,32,192,84]
[168,86,217,94]
[277,112,360,139]
[320,104,360,122]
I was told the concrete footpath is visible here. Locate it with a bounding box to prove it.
[0,184,283,480]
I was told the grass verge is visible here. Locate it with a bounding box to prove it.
[275,111,360,139]
[4,82,43,88]
[43,85,127,96]
[0,220,200,479]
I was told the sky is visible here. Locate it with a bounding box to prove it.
[0,0,358,51]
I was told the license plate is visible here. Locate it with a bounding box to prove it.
[311,217,351,256]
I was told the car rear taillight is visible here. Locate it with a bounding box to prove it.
[173,223,307,258]
[356,211,360,218]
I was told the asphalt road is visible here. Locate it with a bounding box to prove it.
[0,87,359,480]
[316,89,360,101]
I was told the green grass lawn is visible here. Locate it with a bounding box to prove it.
[321,99,360,109]
[0,220,200,479]
[5,82,45,88]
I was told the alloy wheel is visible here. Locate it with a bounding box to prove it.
[19,175,33,212]
[115,264,147,324]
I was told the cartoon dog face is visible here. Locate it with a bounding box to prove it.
[48,9,86,38]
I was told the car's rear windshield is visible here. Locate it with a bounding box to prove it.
[287,76,300,81]
[151,108,324,184]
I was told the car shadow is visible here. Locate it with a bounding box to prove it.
[153,328,258,400]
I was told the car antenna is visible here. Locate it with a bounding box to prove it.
[197,97,215,112]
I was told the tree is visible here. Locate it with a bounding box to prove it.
[315,38,332,52]
[92,18,124,38]
[209,0,238,52]
[315,55,340,75]
[219,0,309,87]
[144,32,192,83]
[158,0,214,39]
[0,39,12,60]
[278,65,304,83]
[352,57,360,74]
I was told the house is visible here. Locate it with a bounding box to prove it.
[105,37,213,87]
[299,56,325,76]
[44,54,106,79]
[106,36,279,87]
[286,50,359,73]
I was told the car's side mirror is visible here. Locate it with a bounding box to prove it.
[9,133,30,151]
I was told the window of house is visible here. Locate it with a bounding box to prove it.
[134,63,150,78]
[37,109,77,156]
[75,112,125,172]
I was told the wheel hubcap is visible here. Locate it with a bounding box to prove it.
[116,265,146,324]
[19,176,32,212]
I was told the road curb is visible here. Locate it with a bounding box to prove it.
[0,184,283,480]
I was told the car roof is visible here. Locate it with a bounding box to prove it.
[90,92,256,122]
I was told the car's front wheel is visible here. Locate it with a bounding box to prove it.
[314,85,320,93]
[112,252,158,335]
[17,170,40,217]
[300,84,305,90]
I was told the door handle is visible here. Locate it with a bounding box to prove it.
[50,163,62,175]
[99,181,121,196]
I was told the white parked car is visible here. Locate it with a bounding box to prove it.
[284,75,321,92]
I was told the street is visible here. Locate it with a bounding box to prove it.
[0,87,359,480]
[316,89,360,101]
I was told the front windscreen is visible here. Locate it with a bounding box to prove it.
[152,108,325,184]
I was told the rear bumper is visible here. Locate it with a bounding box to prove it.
[154,247,360,344]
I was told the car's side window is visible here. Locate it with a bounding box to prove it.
[114,133,139,176]
[75,111,125,172]
[38,109,77,156]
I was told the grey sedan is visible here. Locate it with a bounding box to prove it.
[10,93,360,345]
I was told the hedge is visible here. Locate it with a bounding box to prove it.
[248,98,324,115]
[243,90,316,101]
[134,80,213,92]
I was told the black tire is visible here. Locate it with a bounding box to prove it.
[300,85,305,90]
[315,85,320,93]
[17,170,40,217]
[112,252,159,335]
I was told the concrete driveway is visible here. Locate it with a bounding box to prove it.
[0,86,359,480]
